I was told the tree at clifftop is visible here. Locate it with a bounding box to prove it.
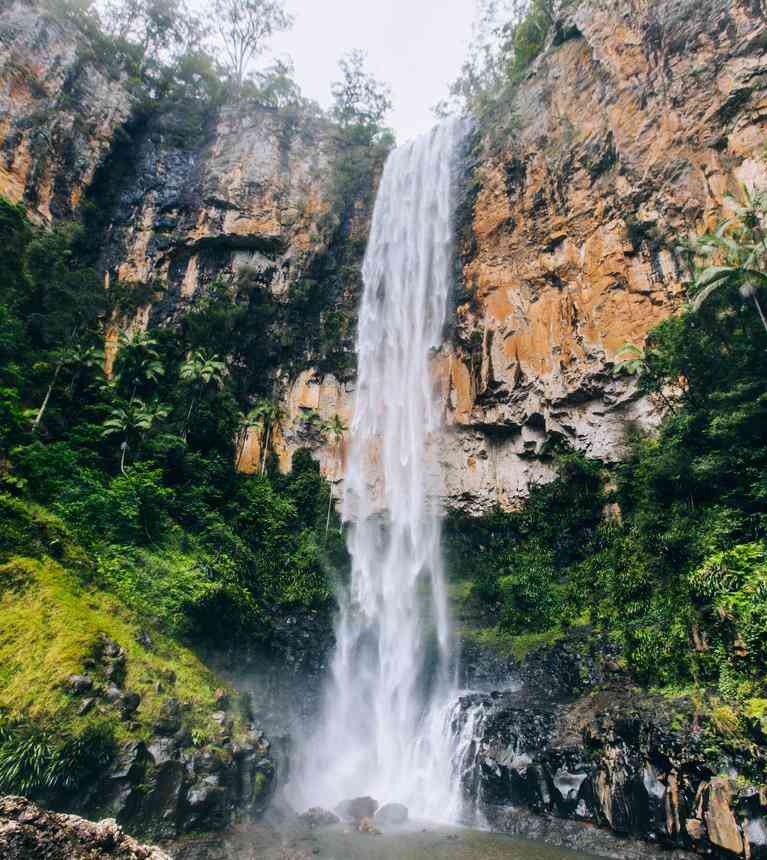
[213,0,293,88]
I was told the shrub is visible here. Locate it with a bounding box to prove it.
[0,718,116,798]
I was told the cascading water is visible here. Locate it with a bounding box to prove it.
[288,119,468,817]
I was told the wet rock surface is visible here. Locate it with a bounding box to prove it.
[66,721,276,842]
[335,796,379,823]
[454,633,767,860]
[0,795,170,859]
[375,803,409,825]
[296,808,339,830]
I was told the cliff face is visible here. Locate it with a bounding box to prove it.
[0,0,133,222]
[2,0,767,508]
[439,0,767,511]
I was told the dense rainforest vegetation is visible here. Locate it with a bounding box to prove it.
[0,189,353,797]
[0,0,396,798]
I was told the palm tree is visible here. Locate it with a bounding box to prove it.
[252,399,284,475]
[322,413,347,537]
[179,350,227,439]
[684,188,767,334]
[33,341,103,429]
[66,344,104,393]
[102,399,169,474]
[114,330,165,401]
[235,406,264,471]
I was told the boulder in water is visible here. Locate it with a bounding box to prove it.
[298,807,340,829]
[335,796,378,822]
[375,802,408,825]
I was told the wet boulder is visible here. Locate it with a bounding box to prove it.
[335,796,379,822]
[375,802,408,825]
[298,807,340,829]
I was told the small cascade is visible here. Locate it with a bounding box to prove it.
[416,694,492,824]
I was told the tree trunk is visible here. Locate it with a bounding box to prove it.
[182,396,196,440]
[33,361,63,429]
[260,423,272,475]
[120,441,128,477]
[753,293,767,334]
[325,486,333,538]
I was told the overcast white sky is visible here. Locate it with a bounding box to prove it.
[268,0,475,143]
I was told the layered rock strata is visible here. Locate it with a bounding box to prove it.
[3,0,766,509]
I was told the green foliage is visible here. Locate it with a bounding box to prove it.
[0,555,248,751]
[444,451,604,632]
[450,196,767,702]
[0,717,116,798]
[0,195,345,653]
[212,0,293,88]
[437,0,557,150]
[331,49,393,137]
[682,187,767,333]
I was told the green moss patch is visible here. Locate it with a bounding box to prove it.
[0,556,241,741]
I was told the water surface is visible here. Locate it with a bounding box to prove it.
[302,824,602,860]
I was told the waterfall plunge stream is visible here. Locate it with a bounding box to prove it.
[289,120,469,819]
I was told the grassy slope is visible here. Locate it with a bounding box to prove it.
[0,559,239,738]
[0,498,247,747]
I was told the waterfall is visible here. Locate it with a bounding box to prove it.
[288,119,467,816]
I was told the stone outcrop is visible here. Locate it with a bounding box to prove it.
[439,0,767,511]
[89,729,275,842]
[0,795,170,860]
[0,1,133,223]
[452,633,767,860]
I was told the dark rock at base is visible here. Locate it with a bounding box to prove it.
[335,796,379,822]
[153,698,181,735]
[298,807,340,829]
[375,802,408,825]
[452,629,767,860]
[120,691,141,718]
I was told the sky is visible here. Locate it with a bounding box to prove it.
[268,0,476,144]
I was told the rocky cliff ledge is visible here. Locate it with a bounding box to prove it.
[0,796,170,859]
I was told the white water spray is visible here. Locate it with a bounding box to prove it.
[289,119,467,815]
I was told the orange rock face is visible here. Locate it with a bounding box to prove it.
[0,1,133,223]
[4,0,766,511]
[438,0,767,511]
